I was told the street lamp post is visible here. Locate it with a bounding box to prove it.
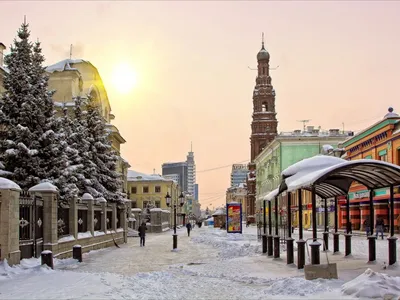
[166,191,185,249]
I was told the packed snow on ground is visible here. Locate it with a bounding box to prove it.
[0,226,400,299]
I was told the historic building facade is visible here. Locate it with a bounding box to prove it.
[341,107,400,232]
[254,127,352,228]
[45,59,130,193]
[247,36,278,222]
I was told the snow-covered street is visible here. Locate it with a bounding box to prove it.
[1,226,400,299]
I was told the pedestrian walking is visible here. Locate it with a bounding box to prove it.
[138,221,147,247]
[375,217,384,240]
[364,218,371,237]
[186,222,192,237]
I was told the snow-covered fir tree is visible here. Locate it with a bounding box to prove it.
[54,105,82,203]
[0,21,44,189]
[31,39,66,182]
[85,97,123,202]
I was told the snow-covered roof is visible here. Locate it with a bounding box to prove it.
[263,188,280,201]
[45,59,86,73]
[0,177,21,191]
[0,65,9,74]
[29,182,58,193]
[127,170,171,182]
[282,158,400,199]
[212,209,226,216]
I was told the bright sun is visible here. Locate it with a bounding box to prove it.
[111,64,137,94]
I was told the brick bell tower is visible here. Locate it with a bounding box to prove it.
[246,34,278,223]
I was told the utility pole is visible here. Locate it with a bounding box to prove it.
[69,44,73,59]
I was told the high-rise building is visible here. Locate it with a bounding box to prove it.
[162,162,188,192]
[230,164,248,187]
[194,184,199,201]
[186,144,196,196]
[247,34,278,222]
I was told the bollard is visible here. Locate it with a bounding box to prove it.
[73,245,82,262]
[345,234,352,257]
[333,232,340,253]
[273,236,280,259]
[267,235,273,257]
[310,241,321,265]
[41,250,54,269]
[286,237,294,264]
[173,234,178,250]
[388,236,398,265]
[296,240,306,269]
[262,234,267,254]
[368,235,376,262]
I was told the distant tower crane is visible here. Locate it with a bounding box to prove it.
[297,119,311,132]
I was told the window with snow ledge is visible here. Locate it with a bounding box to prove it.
[155,186,161,193]
[143,186,149,193]
[131,186,137,194]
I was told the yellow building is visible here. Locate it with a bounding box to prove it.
[226,184,248,220]
[127,170,181,210]
[45,58,130,192]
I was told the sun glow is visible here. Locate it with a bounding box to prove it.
[111,64,137,94]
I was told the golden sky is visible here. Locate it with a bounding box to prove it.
[1,1,400,208]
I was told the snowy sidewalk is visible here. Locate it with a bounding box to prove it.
[0,226,400,299]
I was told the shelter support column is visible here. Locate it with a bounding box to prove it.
[388,185,397,265]
[345,195,352,257]
[273,196,280,259]
[262,200,267,254]
[333,196,340,254]
[267,200,273,256]
[297,189,305,269]
[286,192,294,264]
[368,189,376,262]
[310,187,321,265]
[323,198,329,251]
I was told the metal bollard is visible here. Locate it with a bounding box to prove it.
[262,234,267,254]
[73,245,82,262]
[41,250,54,269]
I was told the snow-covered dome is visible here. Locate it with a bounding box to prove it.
[257,45,270,61]
[384,107,399,119]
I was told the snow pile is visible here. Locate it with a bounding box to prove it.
[341,268,400,299]
[265,277,336,296]
[191,230,260,259]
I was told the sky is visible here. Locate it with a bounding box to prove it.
[1,1,400,208]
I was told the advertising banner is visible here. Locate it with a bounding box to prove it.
[226,203,242,233]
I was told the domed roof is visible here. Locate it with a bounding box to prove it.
[257,33,270,61]
[257,44,270,61]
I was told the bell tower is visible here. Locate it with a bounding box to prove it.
[250,34,278,161]
[246,34,278,223]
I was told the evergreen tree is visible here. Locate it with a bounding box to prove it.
[54,105,82,203]
[0,21,43,189]
[85,97,123,202]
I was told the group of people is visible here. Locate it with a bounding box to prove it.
[363,217,386,239]
[136,221,196,247]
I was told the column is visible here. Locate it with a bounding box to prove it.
[29,183,59,253]
[101,200,107,232]
[0,186,21,266]
[87,199,94,236]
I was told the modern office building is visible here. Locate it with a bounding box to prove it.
[230,164,248,187]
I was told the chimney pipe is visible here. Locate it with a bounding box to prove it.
[0,43,6,67]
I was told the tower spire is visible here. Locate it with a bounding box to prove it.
[24,15,26,25]
[261,32,265,49]
[191,141,193,152]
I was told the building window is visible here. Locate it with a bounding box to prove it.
[131,186,137,194]
[155,201,160,208]
[155,186,161,193]
[143,186,149,193]
[261,102,267,112]
[262,67,266,75]
[143,201,148,209]
[379,154,388,162]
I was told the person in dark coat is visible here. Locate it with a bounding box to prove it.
[138,221,147,247]
[364,218,371,237]
[375,217,384,240]
[186,222,192,236]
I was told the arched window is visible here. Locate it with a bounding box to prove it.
[261,102,268,112]
[262,67,266,75]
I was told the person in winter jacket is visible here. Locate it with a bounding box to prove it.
[364,218,371,237]
[186,222,192,237]
[138,221,147,246]
[375,217,384,240]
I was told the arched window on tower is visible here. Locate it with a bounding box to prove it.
[261,102,268,112]
[262,67,266,75]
